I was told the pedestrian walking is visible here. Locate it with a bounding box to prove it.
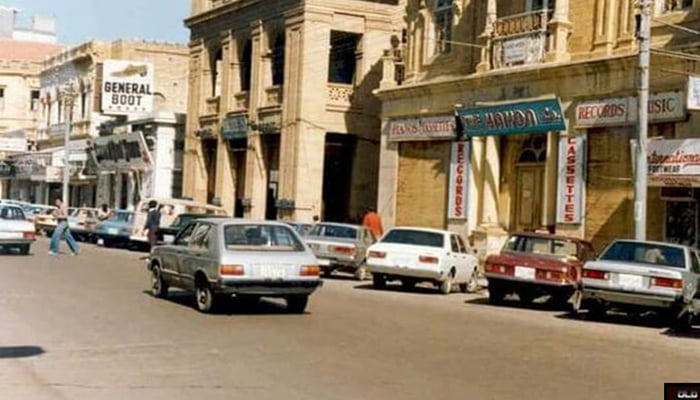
[362,207,384,239]
[143,200,161,250]
[49,198,79,256]
[97,203,112,221]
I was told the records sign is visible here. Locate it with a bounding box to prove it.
[101,60,154,115]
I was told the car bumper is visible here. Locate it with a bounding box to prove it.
[581,287,681,309]
[366,264,444,281]
[215,279,323,296]
[317,257,358,269]
[486,274,576,289]
[0,239,35,245]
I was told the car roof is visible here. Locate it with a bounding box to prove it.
[196,218,292,227]
[389,226,452,235]
[177,213,227,218]
[509,231,592,244]
[607,238,690,250]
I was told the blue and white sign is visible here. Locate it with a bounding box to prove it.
[457,98,566,137]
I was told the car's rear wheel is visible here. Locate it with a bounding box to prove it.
[586,301,607,320]
[286,295,309,314]
[439,271,455,295]
[150,266,168,299]
[17,244,30,255]
[195,281,215,313]
[488,281,506,305]
[103,238,114,248]
[372,273,387,290]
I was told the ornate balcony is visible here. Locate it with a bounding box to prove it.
[327,83,354,107]
[491,10,551,69]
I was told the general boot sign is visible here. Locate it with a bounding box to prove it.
[101,59,154,116]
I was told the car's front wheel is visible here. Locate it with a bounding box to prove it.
[17,244,30,255]
[439,273,454,295]
[372,273,387,290]
[488,281,506,305]
[286,295,309,314]
[460,269,480,293]
[150,266,168,299]
[195,281,215,313]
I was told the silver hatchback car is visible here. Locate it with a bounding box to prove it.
[147,219,323,313]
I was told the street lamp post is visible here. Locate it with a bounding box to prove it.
[60,82,77,208]
[635,0,651,241]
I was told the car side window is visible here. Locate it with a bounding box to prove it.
[456,236,468,254]
[691,252,700,273]
[189,224,212,250]
[174,223,196,246]
[450,235,460,253]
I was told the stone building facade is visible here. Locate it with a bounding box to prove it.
[377,0,700,257]
[183,0,404,222]
[10,40,189,206]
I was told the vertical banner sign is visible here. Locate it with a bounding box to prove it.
[448,141,470,220]
[557,135,585,224]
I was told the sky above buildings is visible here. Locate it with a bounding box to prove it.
[10,0,190,45]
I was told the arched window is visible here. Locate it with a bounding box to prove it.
[517,134,547,163]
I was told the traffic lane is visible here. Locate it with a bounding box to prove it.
[0,240,698,400]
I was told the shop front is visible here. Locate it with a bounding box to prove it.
[93,131,154,211]
[573,91,686,248]
[456,98,567,256]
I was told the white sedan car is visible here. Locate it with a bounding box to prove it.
[365,227,479,294]
[0,205,36,255]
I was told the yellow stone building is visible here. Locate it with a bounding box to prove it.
[376,0,700,256]
[183,0,404,222]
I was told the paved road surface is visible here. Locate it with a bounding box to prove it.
[0,240,698,400]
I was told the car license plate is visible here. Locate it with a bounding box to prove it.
[0,232,22,239]
[163,234,174,243]
[618,274,643,289]
[259,265,286,279]
[514,266,536,280]
[108,228,119,235]
[318,258,331,266]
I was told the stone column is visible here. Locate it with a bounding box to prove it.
[472,135,508,260]
[215,33,236,214]
[377,118,398,228]
[244,21,268,220]
[543,131,560,229]
[593,0,616,54]
[617,0,636,49]
[183,41,209,204]
[546,0,572,62]
[379,51,397,89]
[477,0,497,72]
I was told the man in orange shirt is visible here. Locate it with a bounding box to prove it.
[362,207,384,239]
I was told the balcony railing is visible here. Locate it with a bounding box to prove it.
[327,83,354,107]
[205,96,220,116]
[233,92,249,111]
[264,86,283,108]
[491,9,551,69]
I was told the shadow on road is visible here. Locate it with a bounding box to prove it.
[0,248,34,257]
[554,310,671,329]
[142,290,307,316]
[464,296,571,312]
[661,327,700,339]
[0,346,45,359]
[353,282,445,296]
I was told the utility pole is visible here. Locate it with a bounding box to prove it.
[635,0,651,241]
[61,82,76,208]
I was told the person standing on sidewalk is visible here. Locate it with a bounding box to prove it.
[143,200,161,250]
[49,198,79,256]
[362,207,384,239]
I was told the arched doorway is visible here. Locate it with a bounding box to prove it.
[514,135,547,232]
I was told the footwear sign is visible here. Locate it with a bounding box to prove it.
[101,59,154,116]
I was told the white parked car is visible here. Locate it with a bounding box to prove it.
[0,205,36,255]
[365,227,479,294]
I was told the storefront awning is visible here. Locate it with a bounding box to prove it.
[456,98,566,137]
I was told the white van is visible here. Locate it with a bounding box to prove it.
[129,198,228,245]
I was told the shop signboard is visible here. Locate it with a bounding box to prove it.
[92,131,152,171]
[222,114,248,140]
[388,115,456,142]
[502,37,529,65]
[556,135,585,224]
[687,76,700,111]
[575,91,685,127]
[448,141,470,220]
[648,139,700,187]
[101,59,155,116]
[0,137,28,153]
[457,99,566,137]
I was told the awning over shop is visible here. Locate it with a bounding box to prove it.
[648,139,700,187]
[456,98,566,137]
[92,131,152,171]
[222,114,248,140]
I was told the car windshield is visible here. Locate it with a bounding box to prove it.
[599,241,686,269]
[381,229,444,248]
[0,206,25,220]
[504,236,578,258]
[224,224,304,251]
[309,224,357,239]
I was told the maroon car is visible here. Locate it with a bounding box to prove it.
[484,232,595,307]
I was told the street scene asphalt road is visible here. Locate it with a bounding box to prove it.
[0,239,698,400]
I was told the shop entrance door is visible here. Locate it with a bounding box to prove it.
[665,200,697,247]
[515,165,545,232]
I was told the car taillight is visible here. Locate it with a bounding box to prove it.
[220,265,245,276]
[485,263,513,275]
[23,232,35,240]
[368,250,386,259]
[650,277,683,289]
[331,245,355,255]
[582,269,609,280]
[536,269,565,281]
[300,265,320,276]
[419,255,439,264]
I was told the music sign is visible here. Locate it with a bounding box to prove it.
[101,59,154,115]
[448,141,470,220]
[557,135,585,224]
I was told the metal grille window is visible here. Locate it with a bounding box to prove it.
[434,0,454,55]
